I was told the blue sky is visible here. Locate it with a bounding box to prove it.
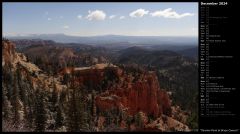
[3,2,198,37]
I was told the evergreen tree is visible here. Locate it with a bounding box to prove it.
[62,73,70,85]
[34,89,47,132]
[16,66,27,105]
[65,88,80,131]
[4,66,14,100]
[25,72,36,128]
[2,82,13,120]
[105,111,112,126]
[126,115,133,131]
[65,77,89,132]
[50,81,58,111]
[135,112,144,128]
[55,106,64,129]
[11,72,23,125]
[92,90,97,118]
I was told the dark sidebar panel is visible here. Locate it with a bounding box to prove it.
[199,0,239,132]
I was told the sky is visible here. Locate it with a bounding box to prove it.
[3,2,198,37]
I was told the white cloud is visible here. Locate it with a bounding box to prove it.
[45,11,49,15]
[59,16,63,19]
[119,16,125,20]
[63,25,69,29]
[77,15,82,19]
[129,8,149,18]
[86,10,106,21]
[47,18,52,21]
[109,15,116,19]
[150,8,194,19]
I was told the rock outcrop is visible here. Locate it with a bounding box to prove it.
[59,63,172,119]
[2,40,67,92]
[59,64,118,88]
[144,115,190,131]
[2,39,17,67]
[95,70,172,118]
[2,39,41,73]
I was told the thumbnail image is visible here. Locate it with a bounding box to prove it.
[2,2,198,132]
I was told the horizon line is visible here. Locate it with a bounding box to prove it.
[3,33,198,38]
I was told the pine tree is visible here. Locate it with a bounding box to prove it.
[16,66,27,105]
[2,82,13,120]
[51,81,58,111]
[85,94,93,130]
[63,73,70,85]
[55,106,64,129]
[135,112,144,128]
[4,66,14,100]
[92,90,97,118]
[105,111,112,126]
[126,115,133,131]
[34,89,47,132]
[65,77,80,132]
[59,90,67,107]
[65,78,89,132]
[11,72,23,125]
[25,72,35,128]
[65,88,80,132]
